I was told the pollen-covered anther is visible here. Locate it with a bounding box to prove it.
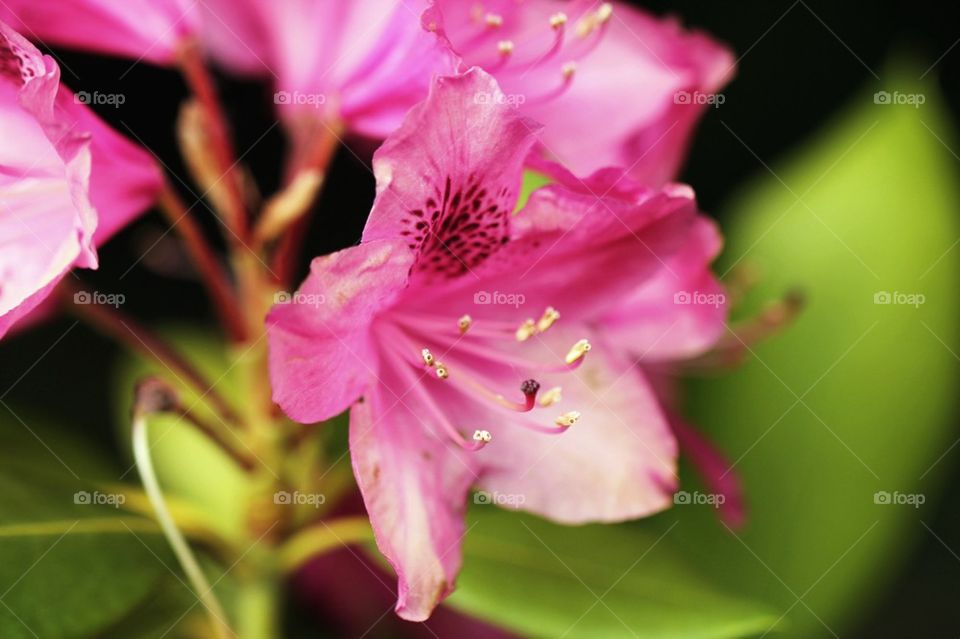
[485,13,503,27]
[497,40,514,56]
[421,348,435,367]
[561,62,577,81]
[473,429,493,443]
[576,4,613,38]
[550,12,568,29]
[539,386,563,407]
[536,306,560,333]
[597,3,614,23]
[435,362,449,379]
[555,411,581,427]
[515,318,537,342]
[458,314,473,334]
[564,338,591,364]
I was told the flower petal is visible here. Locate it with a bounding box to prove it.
[54,89,163,245]
[0,0,199,65]
[363,68,541,280]
[601,215,726,361]
[266,240,413,423]
[474,328,678,523]
[350,360,478,621]
[0,21,96,337]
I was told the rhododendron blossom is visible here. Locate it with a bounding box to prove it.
[267,69,725,620]
[423,0,735,184]
[0,21,160,339]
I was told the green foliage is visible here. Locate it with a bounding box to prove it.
[672,64,960,636]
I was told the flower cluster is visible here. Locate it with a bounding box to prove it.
[0,0,737,623]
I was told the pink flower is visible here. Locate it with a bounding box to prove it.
[267,69,721,620]
[0,21,161,338]
[1,0,449,139]
[423,0,735,184]
[199,0,450,139]
[0,0,200,65]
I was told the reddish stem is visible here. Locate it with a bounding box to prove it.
[177,40,250,245]
[60,280,242,426]
[157,183,248,342]
[271,119,342,287]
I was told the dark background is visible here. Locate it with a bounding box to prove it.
[1,1,957,636]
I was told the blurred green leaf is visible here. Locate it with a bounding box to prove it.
[0,411,172,639]
[671,62,960,636]
[447,507,776,638]
[113,329,254,544]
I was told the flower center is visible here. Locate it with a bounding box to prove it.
[387,305,589,451]
[435,2,614,106]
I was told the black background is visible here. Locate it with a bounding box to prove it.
[1,1,957,636]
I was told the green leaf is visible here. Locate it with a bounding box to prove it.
[447,507,777,638]
[672,62,960,636]
[112,328,254,544]
[0,412,173,639]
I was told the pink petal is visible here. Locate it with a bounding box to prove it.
[471,328,678,523]
[0,0,199,65]
[528,5,734,184]
[200,0,449,138]
[350,360,479,621]
[363,68,541,277]
[266,240,413,423]
[1,21,96,337]
[601,215,727,361]
[55,89,163,245]
[425,0,734,185]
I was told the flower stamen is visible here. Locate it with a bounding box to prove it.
[564,338,591,365]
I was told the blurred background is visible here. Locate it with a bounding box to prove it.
[1,0,958,636]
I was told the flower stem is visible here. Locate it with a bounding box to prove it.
[157,182,248,342]
[271,118,342,287]
[176,39,249,244]
[133,412,235,639]
[278,516,373,573]
[61,280,241,425]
